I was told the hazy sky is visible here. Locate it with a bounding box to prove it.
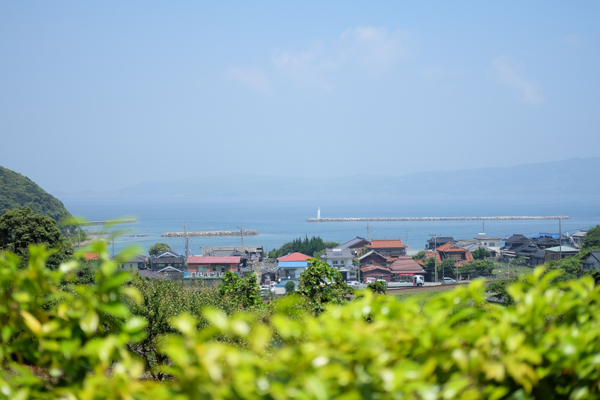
[1,2,599,193]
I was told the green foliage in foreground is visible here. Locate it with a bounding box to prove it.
[3,244,600,398]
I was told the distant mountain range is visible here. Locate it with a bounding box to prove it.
[56,157,600,198]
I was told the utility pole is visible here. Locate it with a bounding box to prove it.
[431,233,439,283]
[183,224,190,261]
[239,225,245,249]
[559,217,562,261]
[367,223,371,242]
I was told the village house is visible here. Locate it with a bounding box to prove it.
[358,250,392,282]
[582,250,600,271]
[388,256,426,282]
[150,250,186,278]
[544,245,580,262]
[202,246,264,262]
[277,252,311,284]
[186,256,242,278]
[334,237,371,256]
[321,248,358,281]
[426,237,455,250]
[113,254,147,272]
[572,230,588,247]
[366,239,406,258]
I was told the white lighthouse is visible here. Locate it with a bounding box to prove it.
[317,207,321,219]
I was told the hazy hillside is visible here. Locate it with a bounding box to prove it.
[0,166,73,222]
[56,157,600,198]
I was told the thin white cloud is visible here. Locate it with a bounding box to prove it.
[227,26,411,93]
[491,55,544,105]
[225,66,270,93]
[563,34,581,46]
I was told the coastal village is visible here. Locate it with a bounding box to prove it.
[107,227,598,295]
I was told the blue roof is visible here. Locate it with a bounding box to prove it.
[278,261,309,268]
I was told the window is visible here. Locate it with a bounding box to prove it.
[340,260,345,265]
[333,261,338,265]
[551,254,555,260]
[129,264,133,270]
[367,261,373,265]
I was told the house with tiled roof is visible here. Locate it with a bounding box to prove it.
[366,239,406,257]
[358,250,392,282]
[544,246,579,262]
[389,256,426,281]
[426,237,455,250]
[335,237,371,256]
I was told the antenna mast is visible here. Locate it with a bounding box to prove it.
[367,223,371,242]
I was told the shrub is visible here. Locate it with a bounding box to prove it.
[3,244,600,398]
[218,271,263,309]
[284,280,295,293]
[367,280,387,294]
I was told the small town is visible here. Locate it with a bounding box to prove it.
[105,228,599,299]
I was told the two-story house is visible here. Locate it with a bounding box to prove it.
[366,239,406,259]
[150,250,186,279]
[358,250,391,282]
[186,256,242,278]
[321,248,358,281]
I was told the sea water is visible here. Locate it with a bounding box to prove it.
[61,194,600,256]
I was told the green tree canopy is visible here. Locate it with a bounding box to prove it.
[412,250,426,261]
[472,247,492,260]
[268,236,339,258]
[149,243,172,256]
[582,225,600,249]
[0,206,73,269]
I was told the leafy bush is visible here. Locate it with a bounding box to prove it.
[297,257,353,315]
[367,280,387,294]
[4,244,600,398]
[218,271,263,309]
[284,280,295,293]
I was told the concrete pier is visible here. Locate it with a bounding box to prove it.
[307,216,570,222]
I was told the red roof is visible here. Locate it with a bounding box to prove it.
[424,251,442,262]
[82,252,99,261]
[367,239,406,249]
[277,252,311,262]
[187,256,241,264]
[389,257,426,274]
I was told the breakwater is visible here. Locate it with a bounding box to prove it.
[161,230,259,237]
[307,216,570,222]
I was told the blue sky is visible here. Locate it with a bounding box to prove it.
[1,2,599,192]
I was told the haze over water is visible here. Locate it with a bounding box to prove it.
[63,195,600,256]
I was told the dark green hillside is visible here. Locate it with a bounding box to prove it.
[0,166,72,222]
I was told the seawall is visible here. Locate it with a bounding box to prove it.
[161,230,259,237]
[306,216,570,222]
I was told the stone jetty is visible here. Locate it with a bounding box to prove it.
[307,216,570,222]
[161,230,259,237]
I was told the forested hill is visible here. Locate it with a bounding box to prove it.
[0,166,72,222]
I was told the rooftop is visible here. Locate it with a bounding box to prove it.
[277,252,312,262]
[367,239,406,249]
[389,257,426,274]
[545,246,579,253]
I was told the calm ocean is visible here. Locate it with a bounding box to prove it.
[61,195,600,256]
